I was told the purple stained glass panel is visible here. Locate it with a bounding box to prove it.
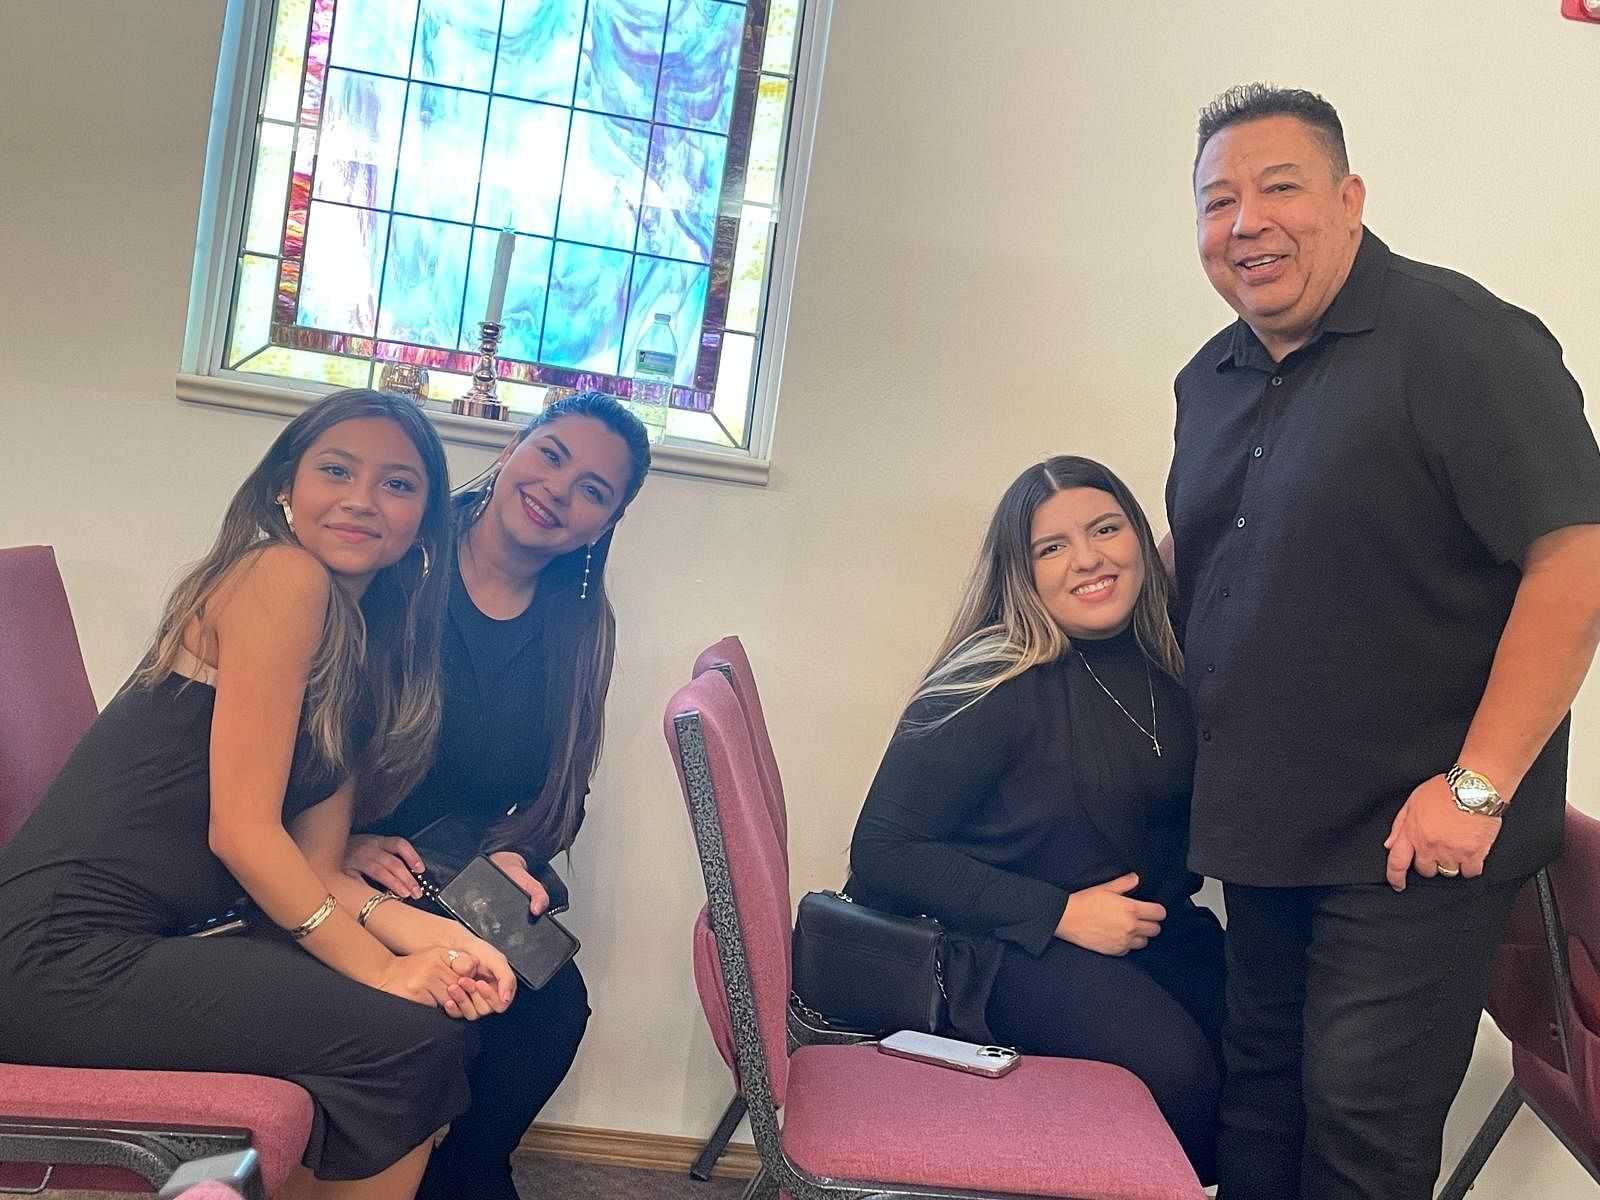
[313,69,406,209]
[656,0,743,133]
[574,0,669,121]
[297,201,389,335]
[638,124,727,264]
[495,0,586,104]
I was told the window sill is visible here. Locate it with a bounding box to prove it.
[175,372,771,486]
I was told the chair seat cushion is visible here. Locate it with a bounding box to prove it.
[781,1043,1204,1200]
[1,1063,312,1193]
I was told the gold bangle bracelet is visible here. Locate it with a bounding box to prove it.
[289,894,338,939]
[357,890,397,927]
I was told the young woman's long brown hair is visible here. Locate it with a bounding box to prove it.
[905,455,1182,732]
[130,389,455,820]
[455,390,651,863]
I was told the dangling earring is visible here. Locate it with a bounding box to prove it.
[472,468,500,523]
[579,544,593,600]
[417,541,432,579]
[276,494,295,531]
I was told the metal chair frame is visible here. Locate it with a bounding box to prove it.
[0,1118,263,1200]
[673,704,1138,1200]
[1436,868,1600,1198]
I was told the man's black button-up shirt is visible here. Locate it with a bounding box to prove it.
[1166,228,1600,886]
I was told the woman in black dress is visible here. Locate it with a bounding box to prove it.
[849,455,1225,1183]
[341,390,651,1200]
[0,390,519,1199]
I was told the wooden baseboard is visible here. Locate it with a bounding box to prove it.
[520,1121,760,1180]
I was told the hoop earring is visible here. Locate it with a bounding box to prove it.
[472,468,500,523]
[579,544,593,600]
[275,494,295,530]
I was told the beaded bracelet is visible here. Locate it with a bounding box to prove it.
[289,893,338,939]
[357,890,397,927]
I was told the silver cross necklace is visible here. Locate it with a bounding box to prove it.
[1076,651,1162,757]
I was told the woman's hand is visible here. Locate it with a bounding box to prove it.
[450,934,518,1014]
[377,946,489,1016]
[344,833,425,899]
[1055,872,1166,956]
[487,850,551,916]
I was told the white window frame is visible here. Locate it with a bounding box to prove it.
[178,0,833,486]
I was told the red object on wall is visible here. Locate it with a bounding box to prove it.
[1562,0,1600,23]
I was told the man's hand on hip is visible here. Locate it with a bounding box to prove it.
[1384,775,1502,891]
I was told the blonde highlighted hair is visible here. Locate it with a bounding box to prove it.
[905,455,1182,732]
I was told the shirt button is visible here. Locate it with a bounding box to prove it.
[1202,729,1213,742]
[1253,445,1263,458]
[1236,516,1247,528]
[1221,587,1230,598]
[1270,375,1283,386]
[1206,663,1215,673]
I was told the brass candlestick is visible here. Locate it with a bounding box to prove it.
[453,321,509,421]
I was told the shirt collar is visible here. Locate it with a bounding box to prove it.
[1215,226,1389,370]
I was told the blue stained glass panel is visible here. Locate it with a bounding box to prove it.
[459,230,553,359]
[313,69,406,209]
[574,0,670,121]
[555,110,649,249]
[328,0,419,75]
[622,257,708,386]
[479,99,570,235]
[655,0,743,133]
[392,84,490,222]
[540,241,631,373]
[298,201,390,335]
[411,0,501,91]
[377,215,472,345]
[495,0,585,104]
[638,125,726,264]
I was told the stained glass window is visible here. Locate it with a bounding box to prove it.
[222,0,807,450]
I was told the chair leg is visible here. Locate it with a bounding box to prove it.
[689,1093,748,1181]
[1437,1080,1523,1200]
[739,1164,778,1200]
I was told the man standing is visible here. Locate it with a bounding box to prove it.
[1165,83,1600,1199]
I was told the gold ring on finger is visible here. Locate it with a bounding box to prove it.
[1436,864,1461,877]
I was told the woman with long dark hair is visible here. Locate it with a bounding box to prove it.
[342,389,651,1200]
[0,390,520,1199]
[848,455,1224,1183]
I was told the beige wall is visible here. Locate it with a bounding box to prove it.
[2,1,1597,1192]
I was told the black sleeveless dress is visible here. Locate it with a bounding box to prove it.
[0,674,474,1180]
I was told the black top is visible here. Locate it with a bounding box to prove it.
[363,558,563,860]
[1166,228,1600,886]
[0,675,344,936]
[849,627,1199,958]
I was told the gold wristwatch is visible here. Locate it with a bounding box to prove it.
[1445,764,1508,818]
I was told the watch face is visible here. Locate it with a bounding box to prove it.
[1452,770,1498,809]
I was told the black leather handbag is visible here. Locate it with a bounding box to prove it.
[790,890,947,1034]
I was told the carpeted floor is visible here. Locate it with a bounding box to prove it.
[37,1150,753,1199]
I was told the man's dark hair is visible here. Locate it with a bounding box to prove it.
[1194,83,1349,180]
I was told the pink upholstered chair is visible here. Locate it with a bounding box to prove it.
[665,668,1206,1200]
[1438,805,1600,1197]
[0,545,313,1199]
[693,636,788,853]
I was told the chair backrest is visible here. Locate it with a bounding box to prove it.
[692,637,788,856]
[665,670,792,1112]
[0,546,98,846]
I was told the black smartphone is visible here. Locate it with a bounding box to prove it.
[436,855,580,990]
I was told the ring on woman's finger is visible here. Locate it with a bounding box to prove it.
[445,949,462,965]
[1435,863,1461,877]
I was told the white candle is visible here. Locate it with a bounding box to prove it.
[483,229,516,325]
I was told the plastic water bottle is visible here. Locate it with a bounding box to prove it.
[629,313,677,443]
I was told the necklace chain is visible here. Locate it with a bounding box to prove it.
[1076,652,1162,757]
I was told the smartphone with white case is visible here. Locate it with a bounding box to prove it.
[877,1030,1021,1078]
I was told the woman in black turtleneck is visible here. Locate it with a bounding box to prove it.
[849,456,1223,1184]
